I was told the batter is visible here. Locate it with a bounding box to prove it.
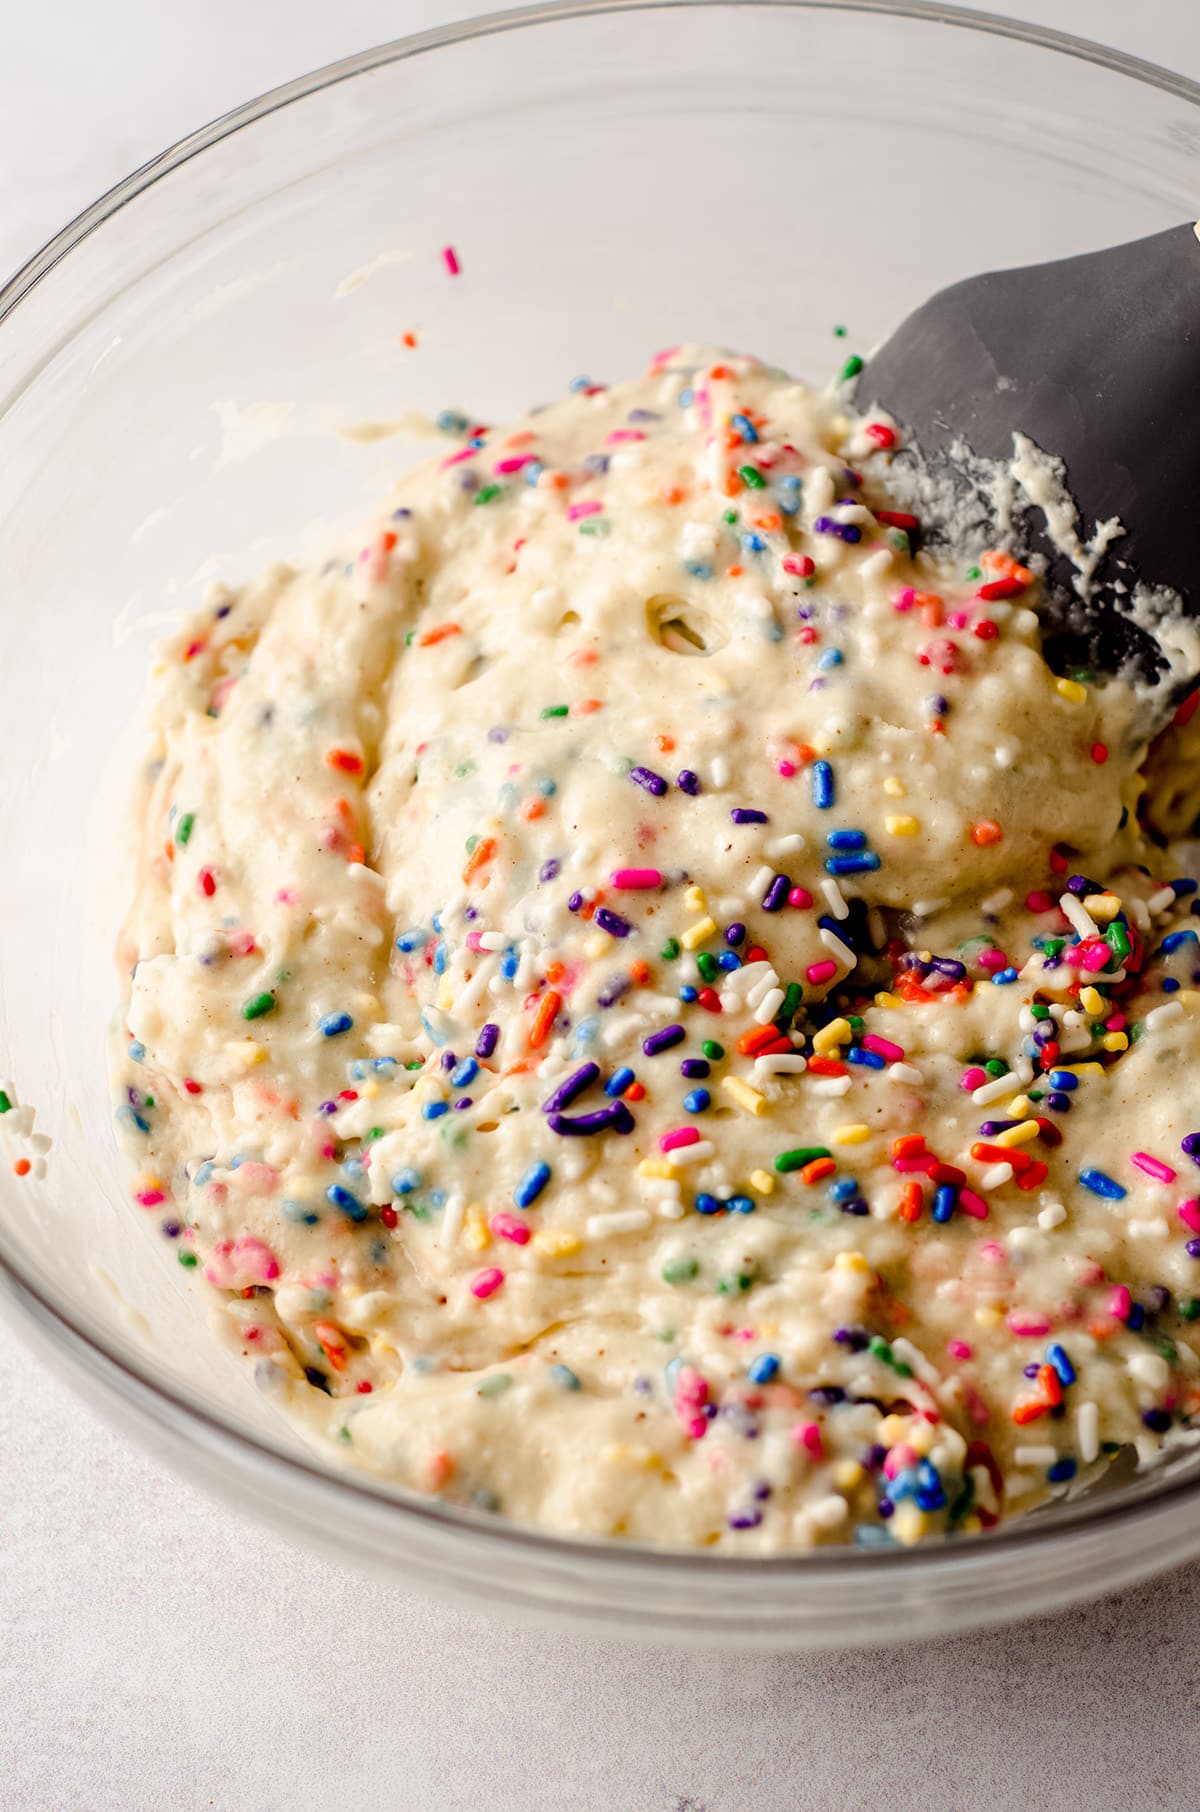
[113,347,1200,1549]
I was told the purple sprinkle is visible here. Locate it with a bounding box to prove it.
[725,922,746,947]
[762,873,790,912]
[475,1023,499,1059]
[630,765,668,797]
[1183,1132,1200,1157]
[487,726,510,743]
[925,693,948,717]
[727,1508,763,1530]
[930,957,967,981]
[731,808,769,825]
[538,859,561,883]
[583,452,611,474]
[317,1100,338,1116]
[1188,1239,1200,1260]
[751,1479,772,1501]
[541,1061,601,1115]
[680,1057,709,1079]
[628,408,660,421]
[1023,1362,1040,1379]
[597,973,632,1008]
[594,906,633,939]
[214,603,233,620]
[676,769,702,795]
[813,515,862,544]
[549,1101,636,1136]
[979,1118,1020,1137]
[453,1097,473,1111]
[643,1024,685,1056]
[440,1051,457,1071]
[567,891,585,913]
[1067,873,1099,896]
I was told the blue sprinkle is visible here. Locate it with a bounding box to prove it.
[500,949,519,980]
[128,1041,146,1063]
[825,852,881,876]
[730,412,759,442]
[451,1057,479,1087]
[318,1011,353,1038]
[683,1088,711,1114]
[816,649,844,670]
[717,951,741,970]
[846,1046,885,1070]
[992,967,1020,984]
[422,1101,449,1120]
[433,942,447,975]
[812,761,834,809]
[932,1184,957,1222]
[1163,977,1181,993]
[431,913,444,933]
[747,1353,780,1384]
[1079,1168,1126,1200]
[741,531,766,554]
[1048,1070,1078,1091]
[550,1363,581,1390]
[826,828,866,850]
[841,1197,870,1216]
[193,1161,214,1188]
[1160,929,1199,954]
[325,1183,368,1222]
[282,1199,320,1225]
[679,984,698,1003]
[419,1009,449,1046]
[1047,1343,1076,1387]
[525,461,545,485]
[605,1067,636,1097]
[1172,878,1198,896]
[515,1161,552,1209]
[1047,1457,1077,1483]
[678,388,694,408]
[342,1157,365,1179]
[829,1178,859,1202]
[115,1105,150,1135]
[727,1195,756,1215]
[684,560,713,580]
[537,777,557,797]
[694,1192,722,1215]
[392,1168,421,1195]
[1128,1303,1146,1331]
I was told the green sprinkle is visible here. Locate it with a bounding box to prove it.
[144,1096,155,1109]
[701,1040,724,1061]
[578,518,611,538]
[696,952,718,983]
[175,812,195,847]
[868,1334,913,1378]
[776,983,803,1026]
[539,704,569,719]
[477,1372,514,1398]
[716,1272,754,1295]
[723,509,738,525]
[241,991,275,1021]
[775,1146,831,1174]
[1041,938,1066,959]
[1028,1090,1044,1103]
[657,1328,676,1343]
[660,938,681,961]
[984,1059,1009,1078]
[0,1091,11,1115]
[474,483,504,505]
[738,464,766,490]
[1181,1299,1200,1322]
[367,1127,384,1143]
[838,354,865,383]
[662,1257,700,1285]
[405,631,415,646]
[178,1250,198,1268]
[339,1425,352,1442]
[833,324,847,338]
[405,1060,423,1071]
[847,1014,864,1033]
[1107,922,1131,959]
[965,565,982,581]
[1030,1003,1051,1020]
[1156,1339,1179,1364]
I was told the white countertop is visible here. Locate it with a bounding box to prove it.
[4,4,1200,1807]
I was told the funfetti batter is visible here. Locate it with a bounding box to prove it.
[113,346,1200,1551]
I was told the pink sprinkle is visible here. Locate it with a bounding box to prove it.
[977,948,1008,973]
[611,867,663,890]
[494,454,533,475]
[782,554,815,578]
[1179,1199,1200,1234]
[788,886,814,909]
[1080,941,1112,973]
[136,1188,166,1208]
[1107,1284,1132,1321]
[674,1365,709,1410]
[234,1235,280,1282]
[660,1126,700,1153]
[442,244,460,276]
[777,761,798,778]
[470,1266,505,1300]
[1106,1013,1127,1032]
[883,1442,917,1479]
[466,931,485,952]
[731,1327,756,1343]
[567,499,603,522]
[274,888,299,905]
[806,959,838,986]
[1131,1151,1176,1184]
[1007,1312,1051,1337]
[606,429,646,443]
[946,609,971,630]
[947,1339,973,1361]
[489,1212,531,1245]
[1076,1260,1105,1288]
[793,1421,825,1460]
[861,1033,903,1062]
[1025,890,1054,912]
[960,1066,987,1092]
[228,1162,279,1197]
[892,1154,931,1174]
[957,1187,990,1220]
[980,1242,1007,1264]
[680,1414,709,1441]
[893,586,917,612]
[440,445,476,469]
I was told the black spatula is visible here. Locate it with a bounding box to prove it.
[853,222,1200,716]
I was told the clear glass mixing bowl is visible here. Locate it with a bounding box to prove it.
[3,0,1200,1649]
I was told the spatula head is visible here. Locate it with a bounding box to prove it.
[854,223,1200,708]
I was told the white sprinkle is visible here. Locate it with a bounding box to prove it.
[710,756,730,789]
[669,1140,716,1167]
[808,1075,853,1097]
[456,957,498,1013]
[746,968,781,1010]
[1176,1341,1200,1375]
[887,1062,923,1085]
[981,887,1014,915]
[1129,896,1151,932]
[1014,1057,1034,1084]
[439,1192,465,1250]
[1007,1227,1036,1253]
[28,1133,51,1156]
[818,929,856,968]
[972,1073,1017,1106]
[1037,1201,1067,1230]
[766,833,806,858]
[478,931,508,951]
[754,987,786,1025]
[1128,1351,1170,1389]
[715,896,745,919]
[586,1208,652,1238]
[1145,1000,1185,1031]
[754,1054,808,1075]
[1077,1401,1100,1464]
[1060,893,1099,940]
[890,1337,939,1388]
[750,864,774,898]
[980,1162,1014,1190]
[819,878,849,921]
[858,547,893,581]
[1149,885,1177,915]
[808,1494,849,1530]
[658,1199,686,1221]
[911,898,947,918]
[1014,1445,1058,1467]
[1128,1218,1170,1239]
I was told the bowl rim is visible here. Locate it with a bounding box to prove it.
[4,0,1200,1580]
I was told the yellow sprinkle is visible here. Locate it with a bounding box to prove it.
[1055,677,1087,703]
[1180,990,1200,1011]
[584,933,609,959]
[890,1503,931,1546]
[680,915,717,951]
[884,814,920,837]
[1084,893,1121,922]
[436,973,456,1010]
[1006,1094,1033,1119]
[749,1169,776,1195]
[833,1251,871,1276]
[832,1123,871,1145]
[882,775,907,798]
[721,1075,766,1116]
[812,1016,851,1055]
[908,1421,936,1456]
[684,885,707,913]
[226,1040,266,1067]
[463,1203,491,1251]
[995,1118,1041,1148]
[974,1306,1003,1330]
[834,1459,865,1491]
[602,1442,663,1470]
[136,1174,165,1195]
[638,1157,681,1181]
[960,1512,983,1534]
[874,991,901,1009]
[361,1079,381,1100]
[531,1228,582,1258]
[1079,986,1105,1016]
[1103,1031,1129,1052]
[879,1414,911,1444]
[1056,1061,1105,1077]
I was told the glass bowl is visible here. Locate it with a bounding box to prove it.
[3,0,1200,1649]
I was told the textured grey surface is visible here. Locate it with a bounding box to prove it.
[3,4,1200,1808]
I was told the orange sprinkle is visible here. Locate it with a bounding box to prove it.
[519,797,546,821]
[722,475,743,498]
[898,1181,924,1223]
[726,563,744,577]
[426,1450,455,1489]
[313,1320,348,1371]
[544,960,566,985]
[331,796,355,822]
[892,1134,926,1159]
[325,747,364,776]
[661,485,686,505]
[13,1158,30,1178]
[971,820,1003,847]
[462,837,497,883]
[801,1157,837,1185]
[1036,1364,1063,1407]
[401,330,418,349]
[571,698,603,716]
[528,989,562,1049]
[346,843,365,866]
[418,622,462,647]
[629,960,651,986]
[624,1081,646,1102]
[754,512,782,533]
[381,530,398,552]
[568,649,600,667]
[655,734,676,753]
[806,1056,848,1078]
[1011,1399,1046,1426]
[502,1056,540,1078]
[708,364,731,379]
[546,471,570,490]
